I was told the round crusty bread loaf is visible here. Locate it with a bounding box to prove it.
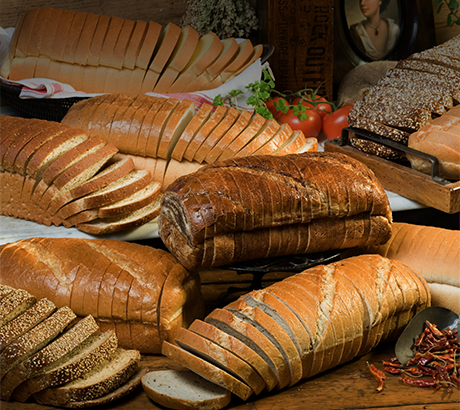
[142,368,232,410]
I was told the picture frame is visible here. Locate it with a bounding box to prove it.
[336,0,419,66]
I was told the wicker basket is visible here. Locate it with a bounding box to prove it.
[0,81,89,122]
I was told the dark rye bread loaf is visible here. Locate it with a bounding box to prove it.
[346,34,460,159]
[158,152,392,270]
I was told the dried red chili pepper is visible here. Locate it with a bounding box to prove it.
[401,374,438,388]
[367,362,386,392]
[382,320,460,392]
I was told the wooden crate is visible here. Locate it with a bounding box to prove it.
[266,0,335,100]
[324,140,460,214]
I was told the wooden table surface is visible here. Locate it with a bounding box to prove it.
[2,255,460,410]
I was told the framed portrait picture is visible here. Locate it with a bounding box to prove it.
[336,0,418,65]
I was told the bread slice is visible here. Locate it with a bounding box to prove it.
[26,128,89,180]
[188,319,278,392]
[141,22,182,93]
[184,105,228,162]
[184,38,239,92]
[157,100,196,159]
[205,308,290,389]
[14,330,118,402]
[252,123,293,156]
[49,9,77,63]
[136,97,169,156]
[33,347,140,406]
[15,8,41,58]
[168,32,223,93]
[61,11,87,65]
[73,12,99,66]
[123,95,159,155]
[153,25,200,93]
[0,299,55,356]
[241,289,312,376]
[142,368,232,410]
[123,20,148,70]
[225,44,264,84]
[224,299,303,386]
[62,367,145,409]
[170,103,214,162]
[47,156,135,217]
[162,340,253,401]
[97,179,161,218]
[2,118,52,172]
[0,306,76,377]
[194,107,240,163]
[174,327,265,395]
[205,39,254,89]
[31,136,107,205]
[218,113,266,161]
[135,20,162,70]
[204,110,252,164]
[110,18,135,70]
[75,195,161,234]
[0,119,44,171]
[56,169,153,219]
[0,288,36,328]
[0,315,99,401]
[145,98,180,158]
[0,284,15,300]
[39,143,119,212]
[234,119,281,159]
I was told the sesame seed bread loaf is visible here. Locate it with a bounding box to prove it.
[0,238,205,354]
[0,298,56,353]
[33,347,141,407]
[0,315,99,400]
[1,7,263,93]
[158,152,392,270]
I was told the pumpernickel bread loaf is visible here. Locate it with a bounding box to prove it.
[0,238,205,354]
[158,152,392,270]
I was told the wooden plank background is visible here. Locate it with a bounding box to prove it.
[0,0,186,29]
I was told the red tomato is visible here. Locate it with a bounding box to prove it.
[265,97,288,119]
[292,95,332,118]
[277,108,322,138]
[322,104,354,140]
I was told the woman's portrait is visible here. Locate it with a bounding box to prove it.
[347,0,401,60]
